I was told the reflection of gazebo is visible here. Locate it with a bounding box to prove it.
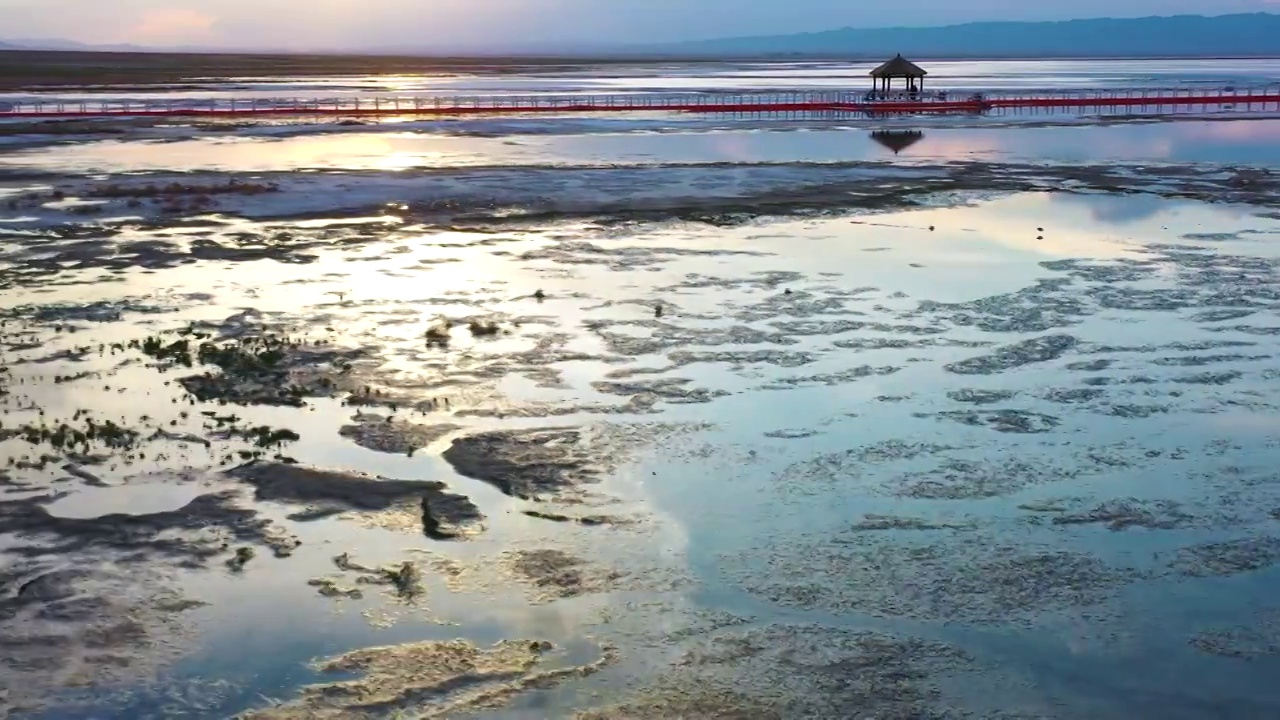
[870,54,927,93]
[871,130,925,154]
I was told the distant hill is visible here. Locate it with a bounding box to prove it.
[2,38,153,53]
[8,13,1280,59]
[651,13,1280,58]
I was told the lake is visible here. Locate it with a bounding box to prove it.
[3,57,1280,719]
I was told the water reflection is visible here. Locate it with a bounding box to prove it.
[13,118,1280,174]
[870,129,926,155]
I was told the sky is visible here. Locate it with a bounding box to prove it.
[2,0,1280,49]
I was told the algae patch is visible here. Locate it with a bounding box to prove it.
[1171,536,1280,577]
[1048,499,1194,531]
[504,548,628,603]
[945,335,1079,375]
[575,624,1008,719]
[1190,611,1280,659]
[134,325,367,407]
[242,638,615,719]
[228,462,482,537]
[442,423,692,500]
[739,533,1142,625]
[337,414,459,456]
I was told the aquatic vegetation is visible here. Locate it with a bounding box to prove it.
[0,480,304,712]
[0,417,141,452]
[132,329,365,406]
[847,514,975,532]
[442,427,601,499]
[945,334,1079,375]
[337,414,459,456]
[893,456,1079,500]
[1190,613,1280,659]
[329,557,427,598]
[228,462,483,536]
[934,409,1061,434]
[85,179,280,199]
[420,492,483,540]
[1018,503,1071,517]
[241,638,613,719]
[739,534,1144,625]
[263,527,302,558]
[1042,388,1106,404]
[1171,537,1280,577]
[1172,370,1245,386]
[225,546,256,571]
[308,577,364,599]
[331,552,382,577]
[592,377,729,404]
[947,388,1018,405]
[140,335,195,366]
[663,348,820,369]
[1102,403,1171,418]
[0,119,130,136]
[522,509,618,526]
[0,489,280,560]
[236,425,301,448]
[577,625,990,719]
[1049,499,1194,531]
[504,548,626,602]
[0,556,208,715]
[381,561,423,598]
[466,318,502,337]
[424,321,452,347]
[1066,358,1114,372]
[761,365,900,390]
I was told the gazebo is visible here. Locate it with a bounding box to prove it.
[870,54,927,93]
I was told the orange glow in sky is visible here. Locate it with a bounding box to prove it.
[3,0,1278,50]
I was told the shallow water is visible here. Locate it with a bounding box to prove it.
[8,57,1280,102]
[8,118,1280,174]
[4,59,1280,720]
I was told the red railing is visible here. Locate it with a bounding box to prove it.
[1,86,1278,118]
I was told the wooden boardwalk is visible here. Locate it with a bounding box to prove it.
[3,86,1280,118]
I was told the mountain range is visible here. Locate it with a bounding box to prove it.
[4,13,1280,58]
[650,13,1280,58]
[0,38,241,54]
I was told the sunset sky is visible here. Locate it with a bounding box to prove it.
[2,0,1278,49]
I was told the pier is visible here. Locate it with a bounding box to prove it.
[3,86,1280,119]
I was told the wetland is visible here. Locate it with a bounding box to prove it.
[3,56,1280,719]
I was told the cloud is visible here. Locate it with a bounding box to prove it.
[121,7,219,44]
[4,0,1280,48]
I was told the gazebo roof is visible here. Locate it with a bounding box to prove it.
[870,54,927,78]
[871,130,924,154]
